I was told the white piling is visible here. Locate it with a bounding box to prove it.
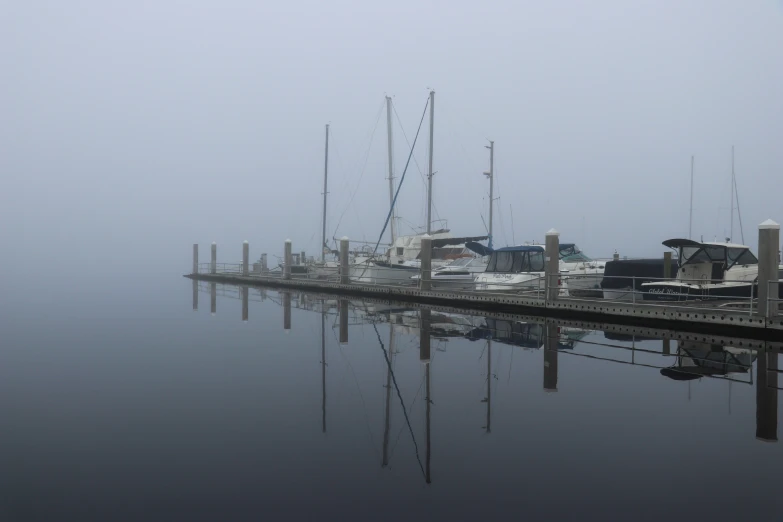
[284,240,292,280]
[340,237,349,285]
[242,241,249,277]
[758,220,780,318]
[545,229,560,301]
[211,242,217,274]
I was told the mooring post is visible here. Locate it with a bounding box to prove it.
[544,323,558,392]
[662,338,671,356]
[663,251,672,279]
[210,282,216,315]
[613,251,620,262]
[242,241,249,276]
[756,346,778,442]
[301,251,306,265]
[210,242,217,274]
[340,237,349,285]
[420,234,432,291]
[339,299,348,343]
[283,292,291,331]
[241,287,249,322]
[192,243,198,274]
[758,220,780,318]
[284,240,292,280]
[261,253,268,273]
[545,229,560,302]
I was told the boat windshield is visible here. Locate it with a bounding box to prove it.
[680,245,726,265]
[560,245,591,262]
[487,251,545,273]
[449,257,473,267]
[727,248,758,268]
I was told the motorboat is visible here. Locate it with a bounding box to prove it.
[473,245,557,294]
[601,257,679,301]
[558,244,606,298]
[641,239,761,301]
[410,256,488,289]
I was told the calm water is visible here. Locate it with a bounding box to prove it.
[1,275,781,521]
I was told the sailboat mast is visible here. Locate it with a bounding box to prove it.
[385,97,397,244]
[426,90,435,235]
[730,145,735,242]
[322,124,329,262]
[689,155,694,240]
[485,141,494,249]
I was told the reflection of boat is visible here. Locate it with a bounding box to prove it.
[465,319,587,350]
[641,239,761,302]
[660,341,756,380]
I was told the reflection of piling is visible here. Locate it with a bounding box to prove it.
[756,346,778,442]
[241,286,249,322]
[339,300,348,344]
[192,280,198,311]
[340,237,349,285]
[485,339,492,433]
[757,220,780,318]
[192,243,198,274]
[544,323,559,392]
[420,235,432,291]
[545,229,560,301]
[242,241,249,277]
[211,242,217,274]
[283,292,291,330]
[284,240,292,280]
[210,282,216,315]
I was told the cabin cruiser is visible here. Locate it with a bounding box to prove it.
[410,256,489,289]
[558,244,606,298]
[601,257,680,301]
[349,230,488,285]
[473,245,556,294]
[641,239,760,301]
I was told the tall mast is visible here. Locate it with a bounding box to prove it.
[484,141,494,249]
[689,155,694,239]
[730,145,735,242]
[426,90,435,235]
[322,124,329,262]
[385,97,397,244]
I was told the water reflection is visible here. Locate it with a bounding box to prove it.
[193,283,782,490]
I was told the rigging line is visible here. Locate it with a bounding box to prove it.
[371,321,426,479]
[388,370,426,461]
[366,95,430,260]
[392,102,428,190]
[332,99,386,238]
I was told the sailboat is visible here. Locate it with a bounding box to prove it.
[350,92,487,285]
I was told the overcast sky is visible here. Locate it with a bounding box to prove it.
[3,0,782,275]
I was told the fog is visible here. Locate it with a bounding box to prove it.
[3,1,782,279]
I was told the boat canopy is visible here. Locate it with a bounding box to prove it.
[431,235,489,248]
[494,245,545,253]
[466,241,493,257]
[661,238,757,269]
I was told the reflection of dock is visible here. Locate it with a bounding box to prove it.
[195,283,782,449]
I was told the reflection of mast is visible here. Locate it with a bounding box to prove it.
[483,340,491,433]
[381,319,395,467]
[321,305,327,433]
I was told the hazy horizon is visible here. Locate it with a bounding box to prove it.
[3,1,782,277]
